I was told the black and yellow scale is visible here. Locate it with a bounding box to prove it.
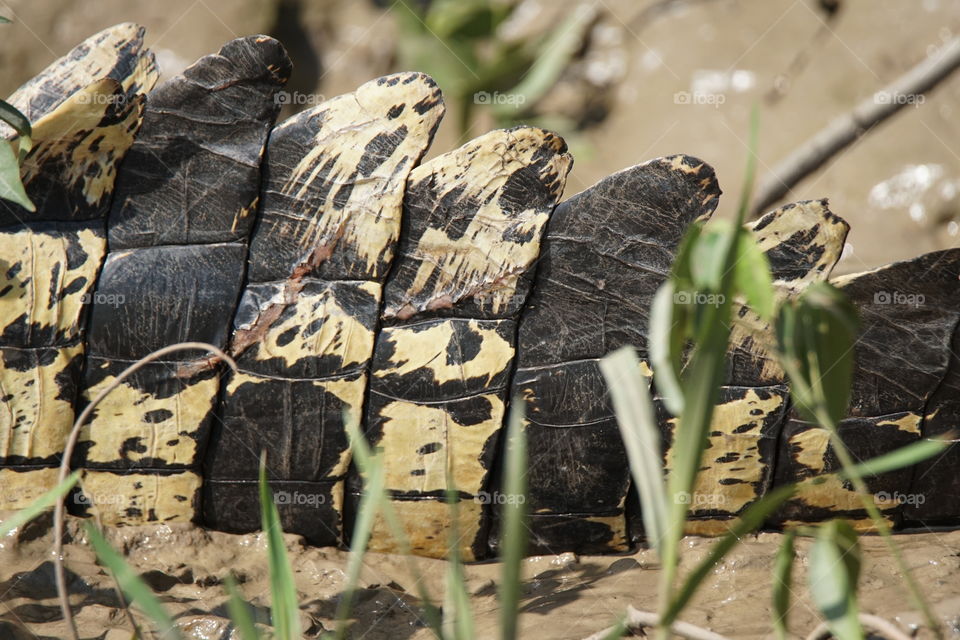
[0,24,957,560]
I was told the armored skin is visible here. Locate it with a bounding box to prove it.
[1,24,957,560]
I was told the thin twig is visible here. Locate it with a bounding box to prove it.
[804,613,915,640]
[54,342,237,640]
[751,36,960,217]
[582,606,733,640]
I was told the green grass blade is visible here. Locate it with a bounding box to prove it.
[0,471,78,537]
[442,483,475,640]
[648,283,685,416]
[839,435,953,481]
[600,345,668,555]
[499,400,529,640]
[0,139,34,211]
[662,484,796,627]
[659,295,730,611]
[345,417,444,634]
[84,522,183,640]
[809,520,863,640]
[734,105,760,226]
[600,616,628,640]
[772,529,796,640]
[0,16,10,23]
[333,456,386,640]
[258,453,301,640]
[224,574,261,640]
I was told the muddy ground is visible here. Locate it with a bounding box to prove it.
[1,0,960,638]
[2,518,960,639]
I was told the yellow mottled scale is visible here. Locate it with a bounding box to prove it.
[778,413,921,523]
[374,320,514,387]
[0,467,60,509]
[666,388,787,517]
[205,73,444,547]
[239,281,380,372]
[0,51,149,511]
[78,367,220,467]
[0,346,82,461]
[0,227,105,342]
[364,126,571,560]
[76,470,202,525]
[728,200,850,384]
[5,22,158,125]
[384,128,572,319]
[367,498,486,561]
[20,79,145,208]
[747,200,848,287]
[251,73,445,280]
[372,396,505,495]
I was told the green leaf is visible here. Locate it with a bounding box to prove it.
[689,221,735,292]
[499,399,529,640]
[662,484,797,627]
[772,529,796,640]
[85,522,184,640]
[648,283,686,416]
[600,346,668,554]
[425,0,502,39]
[258,453,301,640]
[392,1,480,98]
[0,139,34,211]
[0,99,32,158]
[224,574,261,640]
[0,472,78,537]
[809,520,863,640]
[492,4,595,119]
[840,436,953,481]
[777,282,858,427]
[0,16,10,23]
[732,228,775,321]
